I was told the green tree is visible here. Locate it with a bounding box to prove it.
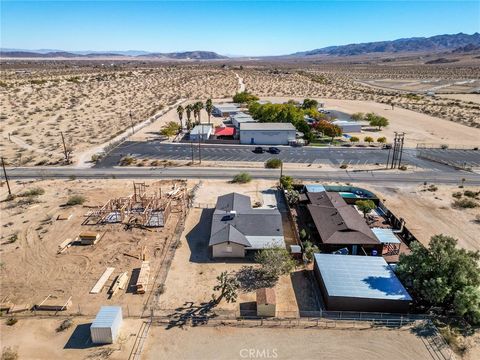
[364,136,374,144]
[365,113,389,130]
[176,105,184,129]
[377,136,387,144]
[302,240,319,263]
[302,98,318,110]
[355,199,376,218]
[280,175,294,190]
[205,98,213,125]
[453,286,480,324]
[255,247,296,282]
[351,112,365,121]
[160,121,181,137]
[185,104,193,129]
[349,136,360,143]
[233,91,259,103]
[396,234,480,324]
[212,271,239,304]
[315,121,342,142]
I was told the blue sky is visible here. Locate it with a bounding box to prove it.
[1,1,479,56]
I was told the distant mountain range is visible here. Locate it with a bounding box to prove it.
[290,32,480,57]
[0,49,227,60]
[2,33,479,59]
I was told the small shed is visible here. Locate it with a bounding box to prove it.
[256,288,276,317]
[90,306,123,344]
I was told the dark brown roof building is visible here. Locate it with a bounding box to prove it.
[305,191,381,254]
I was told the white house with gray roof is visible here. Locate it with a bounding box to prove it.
[209,193,285,258]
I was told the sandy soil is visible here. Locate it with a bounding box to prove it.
[0,66,238,166]
[0,179,186,316]
[438,94,480,104]
[359,183,480,251]
[143,326,434,360]
[0,317,141,360]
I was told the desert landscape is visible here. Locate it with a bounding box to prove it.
[1,59,479,166]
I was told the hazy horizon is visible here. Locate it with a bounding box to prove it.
[2,1,479,56]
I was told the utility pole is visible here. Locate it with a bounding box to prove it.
[1,157,11,196]
[397,133,405,168]
[191,142,194,163]
[60,131,69,164]
[390,132,399,169]
[280,161,283,179]
[129,110,135,134]
[198,125,202,164]
[386,146,392,170]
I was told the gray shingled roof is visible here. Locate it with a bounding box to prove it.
[209,193,283,247]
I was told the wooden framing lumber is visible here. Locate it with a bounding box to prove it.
[90,267,115,294]
[108,272,128,296]
[135,261,150,294]
[57,238,73,254]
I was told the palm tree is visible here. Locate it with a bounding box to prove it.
[176,105,184,129]
[205,99,213,125]
[194,101,204,124]
[185,104,193,130]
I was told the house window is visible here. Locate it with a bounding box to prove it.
[226,246,233,253]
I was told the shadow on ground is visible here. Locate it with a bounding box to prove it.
[64,323,98,349]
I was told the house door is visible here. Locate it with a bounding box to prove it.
[250,138,254,144]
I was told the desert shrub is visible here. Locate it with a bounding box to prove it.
[18,187,44,197]
[265,158,282,169]
[340,164,348,169]
[119,156,135,166]
[56,319,73,332]
[377,137,387,143]
[6,233,18,244]
[349,136,359,143]
[1,347,18,360]
[452,192,463,199]
[438,326,468,355]
[464,190,479,199]
[231,172,252,184]
[66,195,86,206]
[5,317,17,326]
[428,185,438,192]
[441,144,449,149]
[398,165,407,171]
[453,198,478,209]
[91,153,103,163]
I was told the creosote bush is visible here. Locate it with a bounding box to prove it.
[66,195,86,206]
[231,172,252,184]
[265,158,282,169]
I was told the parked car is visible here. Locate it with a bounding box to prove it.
[268,147,280,154]
[382,144,392,150]
[253,147,265,153]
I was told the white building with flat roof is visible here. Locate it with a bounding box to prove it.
[230,112,256,128]
[190,124,213,141]
[213,103,240,117]
[239,123,296,145]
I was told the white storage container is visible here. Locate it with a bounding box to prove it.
[90,306,123,344]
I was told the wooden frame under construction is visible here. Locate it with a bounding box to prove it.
[82,182,186,227]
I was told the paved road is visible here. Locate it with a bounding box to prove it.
[417,148,480,167]
[95,142,461,172]
[4,166,480,185]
